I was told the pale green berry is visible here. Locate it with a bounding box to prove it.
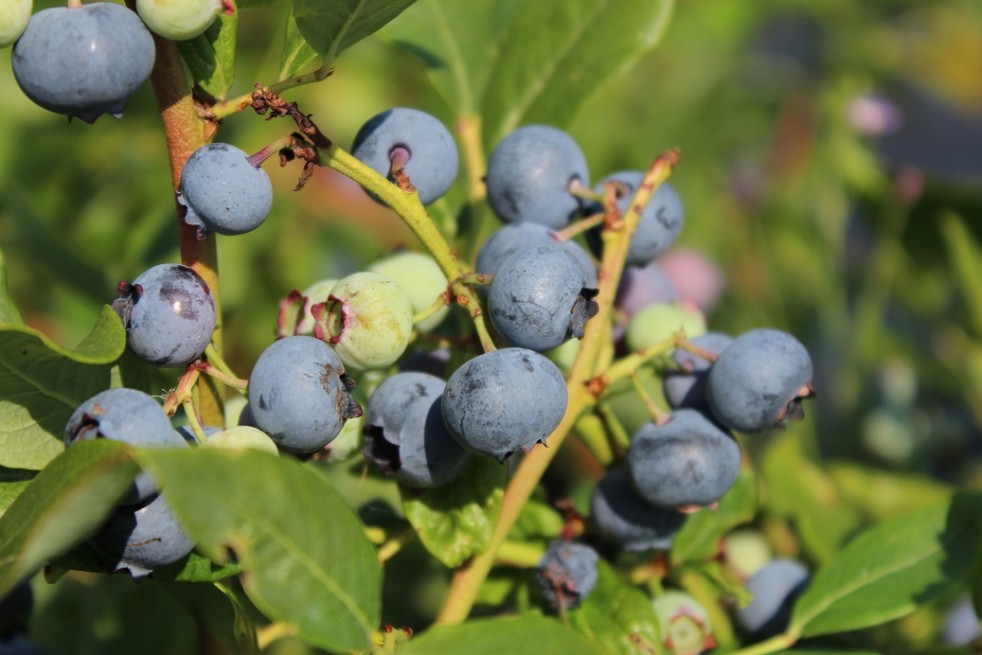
[368,252,449,332]
[723,529,773,580]
[316,271,413,371]
[652,591,714,655]
[626,302,706,352]
[201,426,279,455]
[0,0,31,47]
[323,413,363,460]
[297,277,338,335]
[136,0,225,41]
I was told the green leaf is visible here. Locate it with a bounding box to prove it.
[402,455,506,568]
[481,0,675,145]
[761,432,862,563]
[400,615,609,655]
[0,440,138,598]
[0,305,126,469]
[568,560,661,654]
[137,448,381,654]
[790,492,982,638]
[381,0,524,115]
[178,6,239,101]
[940,212,982,338]
[280,0,417,79]
[827,461,951,521]
[671,466,757,566]
[0,249,21,324]
[0,467,35,519]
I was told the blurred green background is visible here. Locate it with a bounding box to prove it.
[2,0,982,650]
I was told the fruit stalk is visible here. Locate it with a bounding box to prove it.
[134,11,225,426]
[436,149,680,624]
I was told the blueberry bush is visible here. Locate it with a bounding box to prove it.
[2,1,982,654]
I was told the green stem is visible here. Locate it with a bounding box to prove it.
[595,332,680,393]
[211,64,334,121]
[728,633,797,655]
[435,150,681,625]
[496,541,546,568]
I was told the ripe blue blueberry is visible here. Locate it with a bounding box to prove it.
[485,125,589,229]
[707,328,815,433]
[178,143,274,237]
[442,348,567,462]
[488,244,599,352]
[663,332,734,410]
[627,409,741,511]
[247,336,362,453]
[91,492,195,579]
[943,596,981,646]
[352,107,459,205]
[65,388,189,506]
[588,171,684,267]
[590,467,687,552]
[113,264,217,368]
[363,372,470,488]
[12,3,155,122]
[734,558,810,638]
[475,222,597,289]
[537,540,599,611]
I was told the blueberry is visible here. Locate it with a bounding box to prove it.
[247,336,363,453]
[590,467,687,552]
[315,272,414,371]
[112,264,217,368]
[942,596,981,645]
[475,222,597,289]
[485,125,589,229]
[663,332,734,410]
[363,371,470,488]
[488,244,599,352]
[625,302,706,353]
[536,540,599,611]
[707,328,815,433]
[352,107,459,205]
[178,143,274,237]
[734,558,810,638]
[0,0,31,47]
[722,529,773,581]
[0,637,46,655]
[12,3,155,122]
[614,261,680,318]
[627,409,741,511]
[136,0,226,41]
[659,247,726,313]
[652,591,715,655]
[65,388,189,506]
[587,171,684,267]
[368,251,449,332]
[91,492,194,579]
[442,348,567,462]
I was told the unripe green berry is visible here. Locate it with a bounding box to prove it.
[0,0,31,47]
[626,302,706,352]
[136,0,226,41]
[315,272,414,371]
[201,426,279,455]
[368,251,449,332]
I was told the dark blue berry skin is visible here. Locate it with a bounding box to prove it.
[178,143,274,236]
[707,328,814,433]
[113,264,217,368]
[91,492,194,579]
[65,388,189,506]
[627,409,741,510]
[735,558,810,638]
[537,541,599,611]
[488,244,599,352]
[664,333,735,410]
[0,637,46,654]
[352,107,459,205]
[12,3,155,123]
[248,336,362,454]
[590,467,688,552]
[475,222,597,289]
[442,348,567,462]
[588,171,684,267]
[363,372,470,488]
[485,125,589,229]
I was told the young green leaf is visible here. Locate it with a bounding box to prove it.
[137,448,381,654]
[671,467,757,566]
[0,468,34,520]
[279,0,417,80]
[0,305,126,469]
[401,455,506,568]
[481,0,675,145]
[178,7,239,100]
[0,249,21,324]
[0,440,138,598]
[400,615,609,655]
[790,492,982,638]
